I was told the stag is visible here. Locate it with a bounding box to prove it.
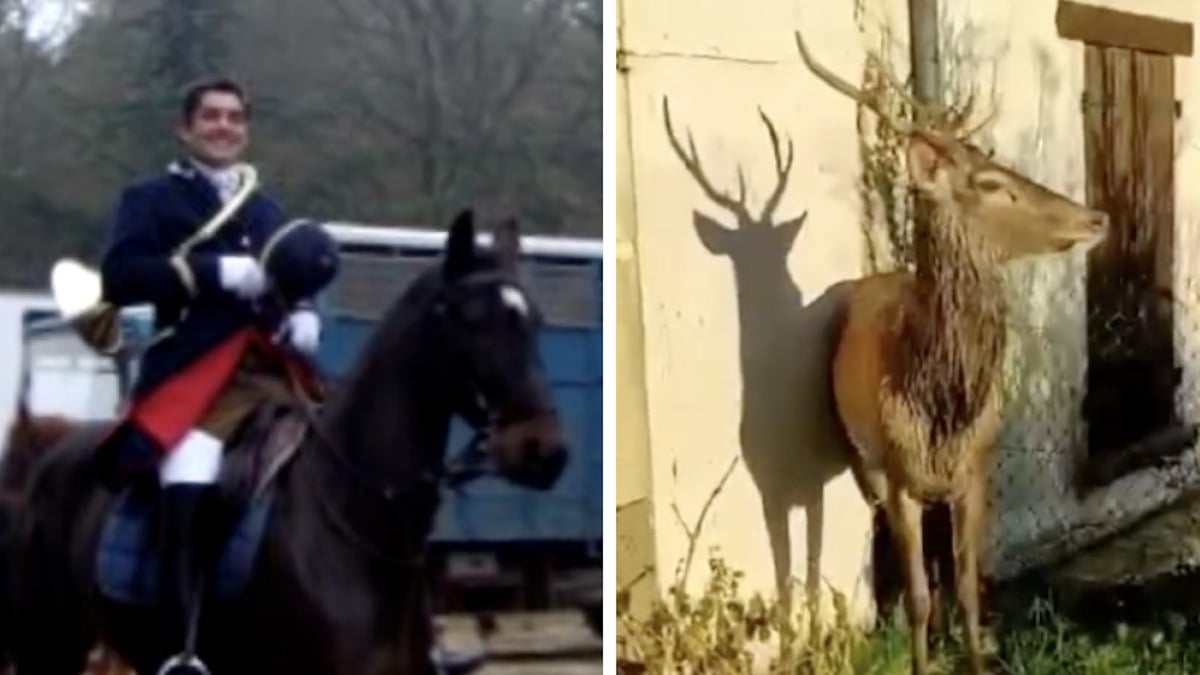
[794,30,1109,674]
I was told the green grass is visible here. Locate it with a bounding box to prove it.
[854,599,1200,675]
[617,556,1200,674]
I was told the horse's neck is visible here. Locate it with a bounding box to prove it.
[307,321,455,559]
[275,470,435,671]
[323,329,454,483]
[273,334,449,666]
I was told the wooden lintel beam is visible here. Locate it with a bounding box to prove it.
[1057,1,1193,57]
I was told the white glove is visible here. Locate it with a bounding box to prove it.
[285,308,321,355]
[218,255,266,299]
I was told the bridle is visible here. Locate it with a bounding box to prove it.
[287,365,493,570]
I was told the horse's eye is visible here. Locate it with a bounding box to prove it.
[460,297,488,323]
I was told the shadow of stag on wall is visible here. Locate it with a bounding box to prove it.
[661,96,858,606]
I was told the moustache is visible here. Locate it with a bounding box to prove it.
[202,133,243,144]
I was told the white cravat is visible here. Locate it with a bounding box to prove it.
[190,158,239,203]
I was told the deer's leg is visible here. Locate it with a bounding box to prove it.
[952,472,987,674]
[926,505,954,646]
[886,486,930,675]
[861,466,903,627]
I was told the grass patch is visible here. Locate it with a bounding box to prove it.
[873,599,1200,675]
[617,555,1200,674]
[983,597,1200,675]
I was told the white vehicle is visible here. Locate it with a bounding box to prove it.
[18,306,152,422]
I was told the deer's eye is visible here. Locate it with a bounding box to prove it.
[974,176,1006,192]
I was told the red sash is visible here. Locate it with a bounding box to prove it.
[122,328,322,454]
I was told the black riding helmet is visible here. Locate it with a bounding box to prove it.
[255,218,340,303]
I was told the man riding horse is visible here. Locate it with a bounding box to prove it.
[91,77,338,671]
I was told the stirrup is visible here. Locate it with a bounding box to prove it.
[159,568,208,675]
[155,652,211,675]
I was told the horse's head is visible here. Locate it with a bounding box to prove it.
[434,209,568,492]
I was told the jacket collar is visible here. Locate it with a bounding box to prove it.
[167,158,199,180]
[168,157,234,179]
[167,157,224,210]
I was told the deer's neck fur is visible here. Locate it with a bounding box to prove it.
[883,198,1007,489]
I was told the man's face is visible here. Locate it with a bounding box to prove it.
[178,90,248,167]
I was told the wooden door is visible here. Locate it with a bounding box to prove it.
[1081,43,1180,481]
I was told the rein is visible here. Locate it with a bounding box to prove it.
[284,359,495,500]
[284,376,491,567]
[273,282,498,566]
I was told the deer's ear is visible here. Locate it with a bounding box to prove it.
[693,211,737,254]
[907,132,954,194]
[774,211,807,252]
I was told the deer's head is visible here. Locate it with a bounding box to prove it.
[661,97,808,269]
[794,30,1108,261]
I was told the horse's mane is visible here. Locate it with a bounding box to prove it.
[338,249,507,388]
[320,246,510,457]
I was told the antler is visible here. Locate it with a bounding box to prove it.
[795,30,918,136]
[796,28,1000,145]
[662,96,752,222]
[865,51,944,128]
[957,93,1000,140]
[755,107,795,223]
[662,96,796,225]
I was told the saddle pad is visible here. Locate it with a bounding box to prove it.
[95,487,275,607]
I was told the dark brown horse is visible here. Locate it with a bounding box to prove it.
[1,404,133,675]
[1,403,73,500]
[3,209,569,675]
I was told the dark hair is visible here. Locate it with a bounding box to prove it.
[180,77,251,124]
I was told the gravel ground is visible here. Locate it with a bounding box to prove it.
[67,609,603,674]
[437,609,602,674]
[478,660,601,674]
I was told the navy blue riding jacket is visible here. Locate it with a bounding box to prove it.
[99,159,294,400]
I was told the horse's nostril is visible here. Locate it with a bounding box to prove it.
[526,448,565,490]
[523,440,540,464]
[544,446,567,476]
[506,437,568,490]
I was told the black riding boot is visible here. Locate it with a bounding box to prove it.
[158,484,212,675]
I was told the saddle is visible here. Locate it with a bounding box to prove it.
[95,401,311,607]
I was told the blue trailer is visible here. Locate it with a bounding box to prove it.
[19,223,604,624]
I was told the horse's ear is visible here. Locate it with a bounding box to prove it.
[444,208,476,281]
[14,398,29,429]
[493,217,520,272]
